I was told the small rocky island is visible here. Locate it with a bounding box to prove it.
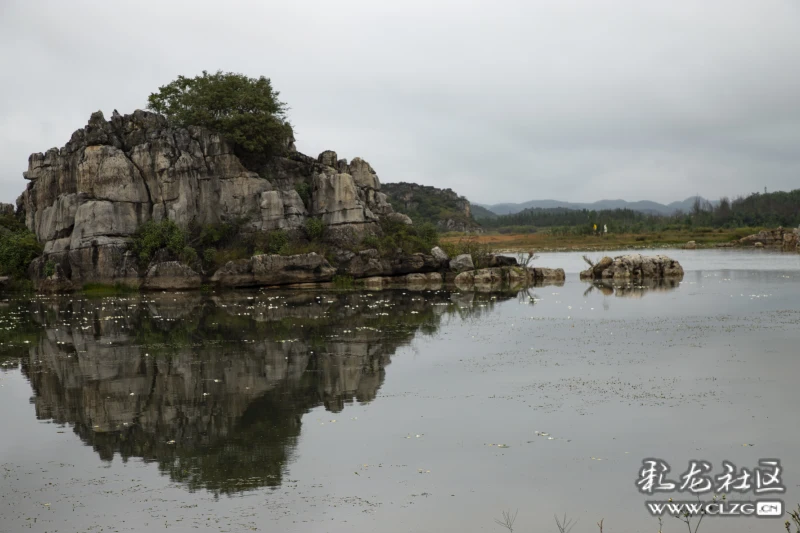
[580,254,684,281]
[10,109,561,293]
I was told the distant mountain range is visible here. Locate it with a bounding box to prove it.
[473,196,716,218]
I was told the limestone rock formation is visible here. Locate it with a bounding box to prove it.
[430,246,449,265]
[488,254,518,267]
[449,254,475,272]
[453,266,564,291]
[739,227,799,251]
[531,267,566,282]
[580,254,684,281]
[333,249,438,279]
[17,111,400,288]
[141,261,202,290]
[210,252,336,288]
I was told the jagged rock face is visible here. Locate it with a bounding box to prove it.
[18,111,397,287]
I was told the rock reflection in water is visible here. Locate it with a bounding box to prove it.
[15,289,516,495]
[582,278,681,298]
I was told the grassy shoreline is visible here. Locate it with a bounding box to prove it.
[441,228,760,253]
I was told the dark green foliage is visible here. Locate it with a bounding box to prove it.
[181,246,198,264]
[130,219,189,266]
[0,214,42,279]
[43,261,55,278]
[194,221,241,249]
[381,182,479,230]
[439,235,492,268]
[266,230,289,254]
[332,275,354,289]
[482,189,800,234]
[303,218,324,241]
[470,204,498,221]
[372,217,439,256]
[295,182,311,206]
[147,70,293,159]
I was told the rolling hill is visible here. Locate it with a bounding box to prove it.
[476,196,715,216]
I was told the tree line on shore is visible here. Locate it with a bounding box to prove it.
[476,189,800,235]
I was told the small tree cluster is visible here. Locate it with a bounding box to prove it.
[147,70,294,160]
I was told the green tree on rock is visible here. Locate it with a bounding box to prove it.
[147,70,294,162]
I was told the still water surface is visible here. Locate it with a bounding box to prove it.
[1,249,799,533]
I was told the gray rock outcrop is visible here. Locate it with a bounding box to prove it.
[141,261,202,291]
[580,254,684,281]
[453,266,565,291]
[430,246,449,265]
[449,253,475,272]
[210,252,336,288]
[17,111,401,288]
[333,249,438,279]
[739,227,799,251]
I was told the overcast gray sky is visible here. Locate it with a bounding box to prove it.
[1,0,799,206]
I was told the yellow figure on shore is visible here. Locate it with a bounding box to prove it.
[593,223,597,234]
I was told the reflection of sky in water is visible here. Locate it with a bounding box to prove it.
[0,252,799,533]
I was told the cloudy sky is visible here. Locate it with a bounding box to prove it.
[1,0,799,206]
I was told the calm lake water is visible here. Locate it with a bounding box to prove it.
[1,248,799,533]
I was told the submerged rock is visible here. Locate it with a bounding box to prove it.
[580,254,684,281]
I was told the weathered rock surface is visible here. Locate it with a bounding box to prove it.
[17,111,401,288]
[453,266,564,291]
[488,254,518,267]
[580,254,684,281]
[333,249,438,278]
[449,254,475,272]
[430,246,449,265]
[739,227,799,251]
[37,264,78,293]
[141,261,202,291]
[684,240,697,249]
[531,267,566,282]
[211,253,336,288]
